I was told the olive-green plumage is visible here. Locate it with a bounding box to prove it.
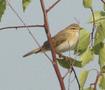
[23,23,80,57]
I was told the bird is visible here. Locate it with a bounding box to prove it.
[23,23,81,57]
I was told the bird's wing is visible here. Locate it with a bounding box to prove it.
[42,31,70,49]
[52,31,69,47]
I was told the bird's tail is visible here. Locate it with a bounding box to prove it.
[23,48,41,57]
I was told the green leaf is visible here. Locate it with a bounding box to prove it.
[80,47,94,66]
[93,42,104,55]
[22,0,31,11]
[79,70,89,88]
[57,56,82,69]
[99,75,105,89]
[101,65,105,73]
[94,22,105,46]
[83,87,94,90]
[83,0,92,8]
[75,28,90,55]
[99,44,105,68]
[89,11,105,23]
[0,0,6,21]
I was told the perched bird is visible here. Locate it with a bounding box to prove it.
[23,23,81,57]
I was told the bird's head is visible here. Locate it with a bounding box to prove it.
[69,23,80,30]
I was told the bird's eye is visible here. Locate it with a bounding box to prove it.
[71,27,76,29]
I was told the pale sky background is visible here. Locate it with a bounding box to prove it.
[0,0,103,90]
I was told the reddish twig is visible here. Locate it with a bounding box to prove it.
[0,25,44,31]
[101,0,105,4]
[40,0,65,90]
[46,0,61,13]
[90,73,101,90]
[1,0,65,89]
[90,7,96,48]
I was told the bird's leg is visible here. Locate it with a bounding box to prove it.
[57,53,63,58]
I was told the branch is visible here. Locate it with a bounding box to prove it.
[6,0,52,63]
[90,73,101,90]
[46,0,61,13]
[0,25,44,31]
[40,0,65,90]
[63,70,71,79]
[72,67,80,90]
[90,7,96,48]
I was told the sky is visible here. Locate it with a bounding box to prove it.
[0,0,103,90]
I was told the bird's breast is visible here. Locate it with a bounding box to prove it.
[56,32,79,53]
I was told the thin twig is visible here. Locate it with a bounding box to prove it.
[66,41,80,90]
[40,0,65,90]
[72,67,80,90]
[63,70,69,79]
[90,73,101,90]
[68,72,71,90]
[67,41,72,90]
[46,0,61,13]
[6,0,52,62]
[0,25,44,31]
[63,69,72,80]
[101,0,105,4]
[93,74,100,90]
[90,7,96,48]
